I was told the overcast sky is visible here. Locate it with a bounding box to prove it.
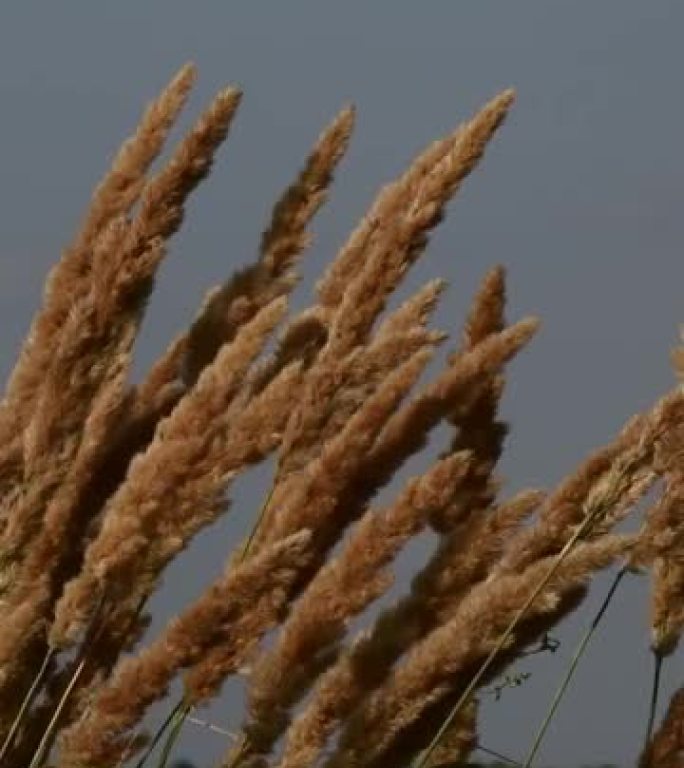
[1,3,683,767]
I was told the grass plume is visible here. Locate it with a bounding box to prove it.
[0,64,680,768]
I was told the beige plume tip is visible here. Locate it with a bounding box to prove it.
[475,87,517,129]
[335,103,356,128]
[515,315,541,338]
[172,62,198,90]
[489,87,517,112]
[315,103,356,163]
[216,85,244,107]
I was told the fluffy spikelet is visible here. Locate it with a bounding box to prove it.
[324,90,515,358]
[0,81,240,587]
[244,321,442,555]
[44,358,307,736]
[634,471,684,656]
[650,551,684,657]
[435,264,509,532]
[284,316,537,580]
[57,531,311,768]
[127,86,241,254]
[0,64,196,455]
[375,279,447,341]
[500,390,683,574]
[0,237,176,678]
[639,685,684,768]
[263,279,447,534]
[258,104,355,277]
[326,535,632,768]
[414,489,545,624]
[1,225,169,558]
[245,452,472,755]
[263,347,434,550]
[181,532,311,705]
[63,63,196,262]
[315,133,454,311]
[276,489,541,768]
[252,111,512,536]
[2,68,681,768]
[460,264,506,350]
[276,325,444,481]
[245,306,330,401]
[634,383,684,657]
[421,697,478,767]
[0,343,141,676]
[113,106,353,527]
[148,104,355,393]
[369,317,538,482]
[269,279,445,495]
[49,298,286,648]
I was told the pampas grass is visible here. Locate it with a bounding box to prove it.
[0,63,682,768]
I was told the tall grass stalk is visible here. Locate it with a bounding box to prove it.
[521,565,629,768]
[28,658,86,768]
[0,648,54,763]
[413,473,638,768]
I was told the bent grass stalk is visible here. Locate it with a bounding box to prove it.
[157,701,192,768]
[412,465,638,768]
[521,564,629,768]
[24,589,110,768]
[134,700,185,768]
[28,657,86,768]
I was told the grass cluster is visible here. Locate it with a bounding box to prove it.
[0,64,682,768]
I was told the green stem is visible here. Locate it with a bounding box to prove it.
[28,658,86,768]
[135,699,185,768]
[157,700,191,768]
[521,565,628,768]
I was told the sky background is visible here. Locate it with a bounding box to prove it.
[0,3,683,767]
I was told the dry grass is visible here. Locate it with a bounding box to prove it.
[0,63,682,768]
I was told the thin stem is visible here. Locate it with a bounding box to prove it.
[239,482,276,561]
[25,588,110,767]
[135,699,185,768]
[0,647,55,763]
[476,742,521,766]
[157,700,191,768]
[413,488,618,768]
[28,657,86,768]
[643,651,663,752]
[521,565,628,768]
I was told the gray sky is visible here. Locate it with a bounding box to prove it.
[1,3,683,766]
